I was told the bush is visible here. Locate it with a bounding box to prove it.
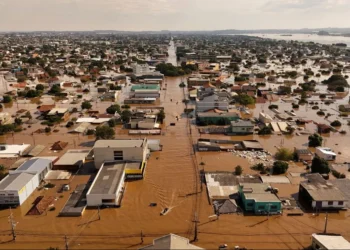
[95,126,115,139]
[45,127,51,133]
[251,163,265,171]
[234,165,243,175]
[332,170,346,179]
[108,119,116,127]
[330,120,341,126]
[3,95,12,103]
[292,104,299,109]
[121,104,130,109]
[81,101,92,110]
[272,161,289,175]
[179,82,186,88]
[319,94,326,98]
[44,183,55,188]
[312,106,319,110]
[275,148,294,161]
[317,111,325,116]
[258,126,272,135]
[66,121,74,128]
[86,129,95,135]
[106,104,121,115]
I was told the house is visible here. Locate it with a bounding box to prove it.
[86,162,126,207]
[259,112,273,124]
[0,112,13,125]
[0,144,31,158]
[38,105,55,115]
[47,108,70,121]
[317,124,332,134]
[340,104,350,112]
[129,114,158,129]
[299,173,347,210]
[196,93,229,112]
[311,234,350,250]
[316,147,337,161]
[139,234,203,250]
[295,148,313,162]
[196,111,240,125]
[0,158,53,205]
[230,120,254,135]
[238,183,282,214]
[51,141,68,151]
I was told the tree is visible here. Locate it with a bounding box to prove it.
[95,126,115,140]
[26,89,39,98]
[308,133,323,147]
[234,165,243,175]
[234,94,255,106]
[81,101,92,110]
[108,119,116,127]
[272,161,289,175]
[106,104,121,115]
[49,85,61,94]
[45,127,51,133]
[311,156,330,174]
[121,109,132,123]
[36,84,45,91]
[275,148,294,161]
[157,109,165,124]
[3,95,12,103]
[258,126,272,135]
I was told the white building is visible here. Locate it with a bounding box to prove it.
[259,112,273,124]
[132,63,151,75]
[86,162,126,207]
[93,139,149,169]
[312,234,350,250]
[316,147,337,161]
[140,234,203,250]
[0,158,53,205]
[0,144,31,158]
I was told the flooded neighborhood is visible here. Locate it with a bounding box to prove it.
[0,27,350,250]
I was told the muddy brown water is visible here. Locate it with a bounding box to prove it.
[0,76,350,249]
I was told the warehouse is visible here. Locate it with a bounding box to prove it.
[93,139,149,169]
[0,172,38,205]
[86,162,126,207]
[54,150,90,171]
[12,158,52,183]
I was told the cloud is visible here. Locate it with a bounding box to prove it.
[262,0,350,11]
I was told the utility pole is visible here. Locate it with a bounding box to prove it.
[324,212,329,234]
[8,207,17,241]
[193,212,199,242]
[64,235,69,250]
[98,206,101,220]
[140,230,144,244]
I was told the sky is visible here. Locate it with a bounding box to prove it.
[0,0,350,31]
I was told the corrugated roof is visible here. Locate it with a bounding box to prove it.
[17,158,51,172]
[0,172,36,191]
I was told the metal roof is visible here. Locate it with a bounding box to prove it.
[312,234,350,250]
[0,172,36,191]
[17,158,51,172]
[54,150,90,166]
[241,183,281,203]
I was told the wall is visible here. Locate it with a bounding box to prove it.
[94,145,147,169]
[231,126,254,134]
[311,200,346,209]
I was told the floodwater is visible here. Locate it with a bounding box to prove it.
[234,33,350,46]
[1,42,350,250]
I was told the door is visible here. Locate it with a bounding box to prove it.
[316,201,322,209]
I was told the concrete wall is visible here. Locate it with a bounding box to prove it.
[94,146,147,169]
[312,200,346,209]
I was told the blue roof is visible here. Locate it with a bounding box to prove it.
[16,158,51,172]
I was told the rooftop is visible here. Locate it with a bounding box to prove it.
[16,158,52,172]
[48,108,68,116]
[241,183,281,203]
[140,234,203,250]
[197,112,240,118]
[231,120,254,127]
[301,173,346,201]
[0,172,36,191]
[94,139,146,148]
[54,150,90,166]
[88,162,126,195]
[131,84,160,91]
[312,234,350,250]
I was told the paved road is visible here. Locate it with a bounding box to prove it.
[166,39,178,66]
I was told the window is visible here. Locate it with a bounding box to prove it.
[247,202,254,207]
[338,201,344,205]
[258,205,265,209]
[271,205,278,209]
[113,151,123,161]
[328,201,333,206]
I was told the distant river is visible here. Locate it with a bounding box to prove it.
[232,33,350,47]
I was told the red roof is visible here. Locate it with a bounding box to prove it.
[38,105,55,112]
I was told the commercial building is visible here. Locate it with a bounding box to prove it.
[130,84,160,98]
[140,234,203,250]
[311,234,350,250]
[0,157,54,205]
[299,173,347,210]
[131,63,151,75]
[86,162,126,207]
[230,120,255,135]
[316,147,337,161]
[93,139,149,169]
[196,112,240,125]
[187,77,210,88]
[239,183,282,214]
[196,93,230,112]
